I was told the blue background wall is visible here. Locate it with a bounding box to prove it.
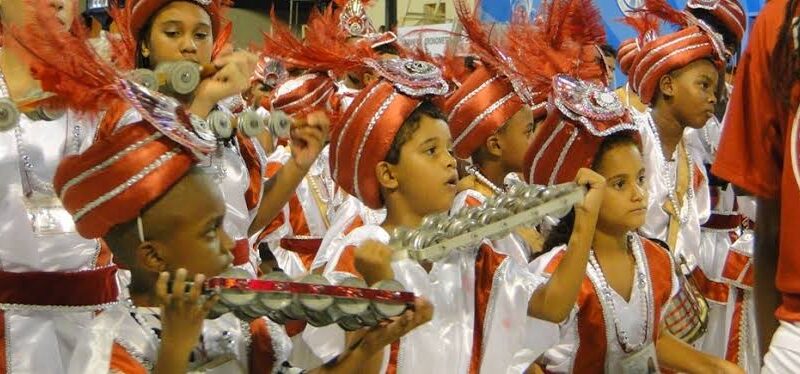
[479,0,766,85]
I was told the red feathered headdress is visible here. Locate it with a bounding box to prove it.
[443,0,606,159]
[329,58,449,209]
[262,6,378,119]
[622,0,726,105]
[333,0,397,48]
[685,0,746,46]
[518,0,637,185]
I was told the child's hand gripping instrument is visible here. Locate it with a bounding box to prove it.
[128,61,217,96]
[389,182,587,263]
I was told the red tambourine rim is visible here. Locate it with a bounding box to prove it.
[206,278,416,304]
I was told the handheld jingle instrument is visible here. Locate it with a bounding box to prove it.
[189,268,416,329]
[128,61,218,96]
[0,92,66,131]
[389,182,586,263]
[205,109,265,139]
[266,109,292,139]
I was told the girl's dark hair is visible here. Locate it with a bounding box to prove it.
[536,132,640,256]
[135,18,154,68]
[384,101,446,164]
[771,0,800,115]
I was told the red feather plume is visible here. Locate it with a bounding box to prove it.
[620,11,661,45]
[642,0,688,27]
[10,0,125,114]
[212,22,234,59]
[107,1,136,70]
[503,0,606,95]
[261,6,377,75]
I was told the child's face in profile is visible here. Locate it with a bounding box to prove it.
[392,114,459,218]
[594,143,648,234]
[496,107,536,172]
[141,171,235,278]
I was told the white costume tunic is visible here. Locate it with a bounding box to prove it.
[685,110,759,372]
[258,145,348,277]
[208,136,268,278]
[451,189,531,265]
[0,71,118,373]
[636,111,711,270]
[530,235,679,373]
[306,224,555,374]
[70,301,293,374]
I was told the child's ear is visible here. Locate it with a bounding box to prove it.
[376,161,399,190]
[658,74,675,99]
[135,241,168,273]
[485,133,502,157]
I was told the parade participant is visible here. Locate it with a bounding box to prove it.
[525,73,742,374]
[106,0,328,278]
[619,1,724,340]
[712,0,800,370]
[10,2,433,370]
[674,0,759,370]
[441,0,564,263]
[51,91,433,374]
[312,23,615,367]
[0,0,119,372]
[253,11,380,277]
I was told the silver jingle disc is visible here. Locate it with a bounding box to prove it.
[303,308,335,327]
[371,279,408,318]
[265,310,288,324]
[25,106,66,122]
[217,267,256,307]
[161,61,201,95]
[298,274,334,311]
[129,69,158,90]
[258,271,293,310]
[335,277,370,315]
[206,299,230,320]
[233,308,258,322]
[238,110,264,137]
[219,289,257,308]
[337,316,364,331]
[357,308,380,327]
[282,299,307,320]
[207,110,233,139]
[0,99,19,132]
[267,110,292,139]
[245,297,272,316]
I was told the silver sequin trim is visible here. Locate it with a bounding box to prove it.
[59,133,163,200]
[353,92,399,201]
[528,121,566,183]
[453,92,516,151]
[333,83,383,183]
[0,300,118,312]
[549,129,578,185]
[275,81,332,112]
[637,43,710,98]
[447,76,498,123]
[73,149,180,221]
[631,33,702,83]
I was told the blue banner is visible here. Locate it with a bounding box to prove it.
[478,0,765,84]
